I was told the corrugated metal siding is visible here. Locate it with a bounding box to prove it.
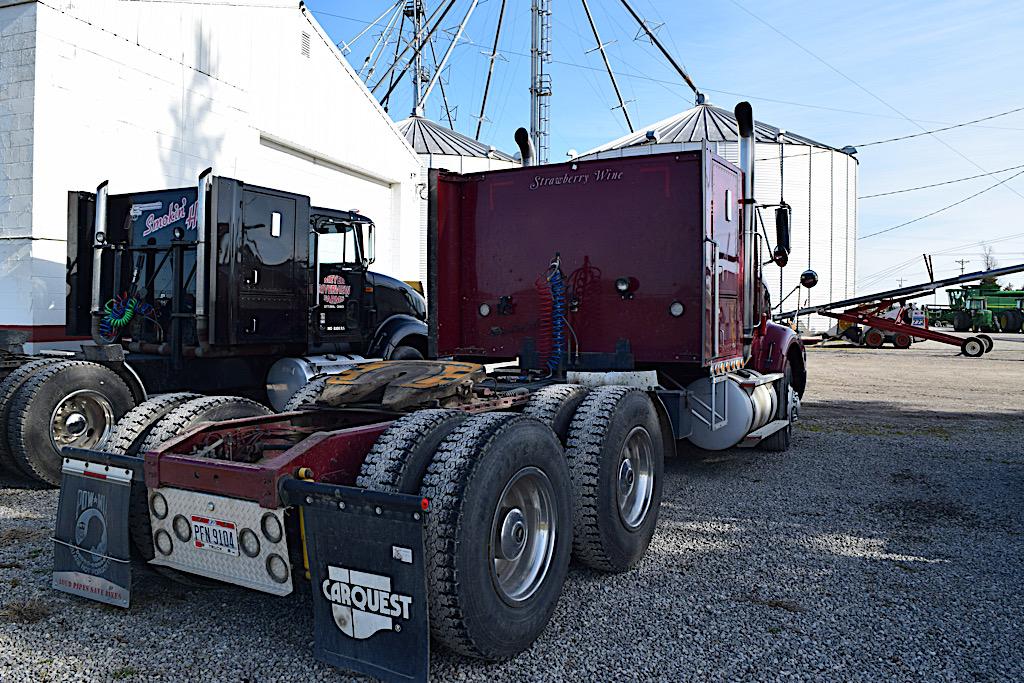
[831,156,849,300]
[808,147,833,331]
[848,156,858,296]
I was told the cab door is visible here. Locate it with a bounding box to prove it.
[236,188,304,343]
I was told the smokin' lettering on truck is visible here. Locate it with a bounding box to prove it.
[529,168,624,190]
[136,197,199,237]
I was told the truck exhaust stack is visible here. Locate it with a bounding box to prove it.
[515,127,536,166]
[735,102,756,348]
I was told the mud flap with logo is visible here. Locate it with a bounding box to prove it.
[281,479,429,683]
[52,452,140,608]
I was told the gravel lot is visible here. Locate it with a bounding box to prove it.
[1,335,1021,682]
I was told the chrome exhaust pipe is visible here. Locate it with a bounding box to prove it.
[194,167,213,343]
[734,102,756,348]
[90,180,109,345]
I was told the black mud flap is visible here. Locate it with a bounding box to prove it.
[281,479,429,683]
[52,449,143,608]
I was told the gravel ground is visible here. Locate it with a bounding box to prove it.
[1,335,1021,682]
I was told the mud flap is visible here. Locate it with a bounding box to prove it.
[52,450,142,608]
[281,479,429,683]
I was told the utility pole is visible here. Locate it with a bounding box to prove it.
[955,259,970,275]
[896,278,905,287]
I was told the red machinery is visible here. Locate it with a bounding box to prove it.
[51,103,812,682]
[776,263,1024,357]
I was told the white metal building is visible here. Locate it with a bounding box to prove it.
[396,114,519,284]
[579,102,858,332]
[0,0,423,348]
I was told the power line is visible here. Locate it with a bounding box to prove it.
[858,163,1024,199]
[859,168,1024,239]
[856,106,1024,147]
[725,0,1024,204]
[308,7,1024,132]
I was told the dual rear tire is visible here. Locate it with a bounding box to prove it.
[357,386,665,660]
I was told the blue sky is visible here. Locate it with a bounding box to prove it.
[307,0,1024,295]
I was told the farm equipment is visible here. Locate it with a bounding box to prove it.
[52,104,813,681]
[0,171,427,485]
[777,263,1024,356]
[943,282,1024,332]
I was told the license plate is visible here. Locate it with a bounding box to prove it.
[191,516,238,556]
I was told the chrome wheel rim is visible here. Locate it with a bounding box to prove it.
[50,390,114,450]
[491,466,557,603]
[617,426,654,530]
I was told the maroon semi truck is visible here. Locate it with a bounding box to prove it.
[52,104,814,682]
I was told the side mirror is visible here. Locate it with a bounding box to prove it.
[774,203,791,266]
[365,223,376,266]
[800,269,818,289]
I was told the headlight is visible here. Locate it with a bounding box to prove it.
[154,529,173,556]
[266,554,289,584]
[172,515,191,542]
[150,493,168,520]
[240,528,261,558]
[261,513,283,543]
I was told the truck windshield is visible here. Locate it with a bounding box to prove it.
[317,224,362,266]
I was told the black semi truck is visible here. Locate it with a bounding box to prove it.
[0,170,427,485]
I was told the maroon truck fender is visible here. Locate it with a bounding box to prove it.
[749,319,806,397]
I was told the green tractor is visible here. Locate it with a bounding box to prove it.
[952,297,997,333]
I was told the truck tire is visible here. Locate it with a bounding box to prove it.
[760,365,793,453]
[281,376,328,412]
[521,384,590,444]
[961,336,985,358]
[390,345,424,360]
[420,413,572,660]
[7,360,135,485]
[952,311,971,332]
[107,393,201,456]
[139,395,272,454]
[564,387,664,573]
[357,409,467,493]
[977,334,994,353]
[1000,309,1023,333]
[863,328,884,348]
[892,332,913,349]
[0,358,64,473]
[129,396,270,585]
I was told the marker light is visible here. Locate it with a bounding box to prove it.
[154,529,173,556]
[240,528,261,558]
[266,554,290,584]
[150,493,168,519]
[479,303,491,317]
[261,513,283,543]
[615,278,630,293]
[669,301,685,317]
[172,515,191,542]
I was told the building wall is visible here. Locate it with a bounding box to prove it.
[0,0,422,343]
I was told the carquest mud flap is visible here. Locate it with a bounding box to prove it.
[281,479,429,683]
[52,449,144,608]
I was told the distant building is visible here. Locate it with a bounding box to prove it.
[0,0,422,348]
[580,101,858,332]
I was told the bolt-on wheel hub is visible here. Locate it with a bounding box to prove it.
[617,426,655,530]
[490,466,557,603]
[50,390,114,451]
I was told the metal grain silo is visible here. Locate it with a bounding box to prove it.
[577,101,858,332]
